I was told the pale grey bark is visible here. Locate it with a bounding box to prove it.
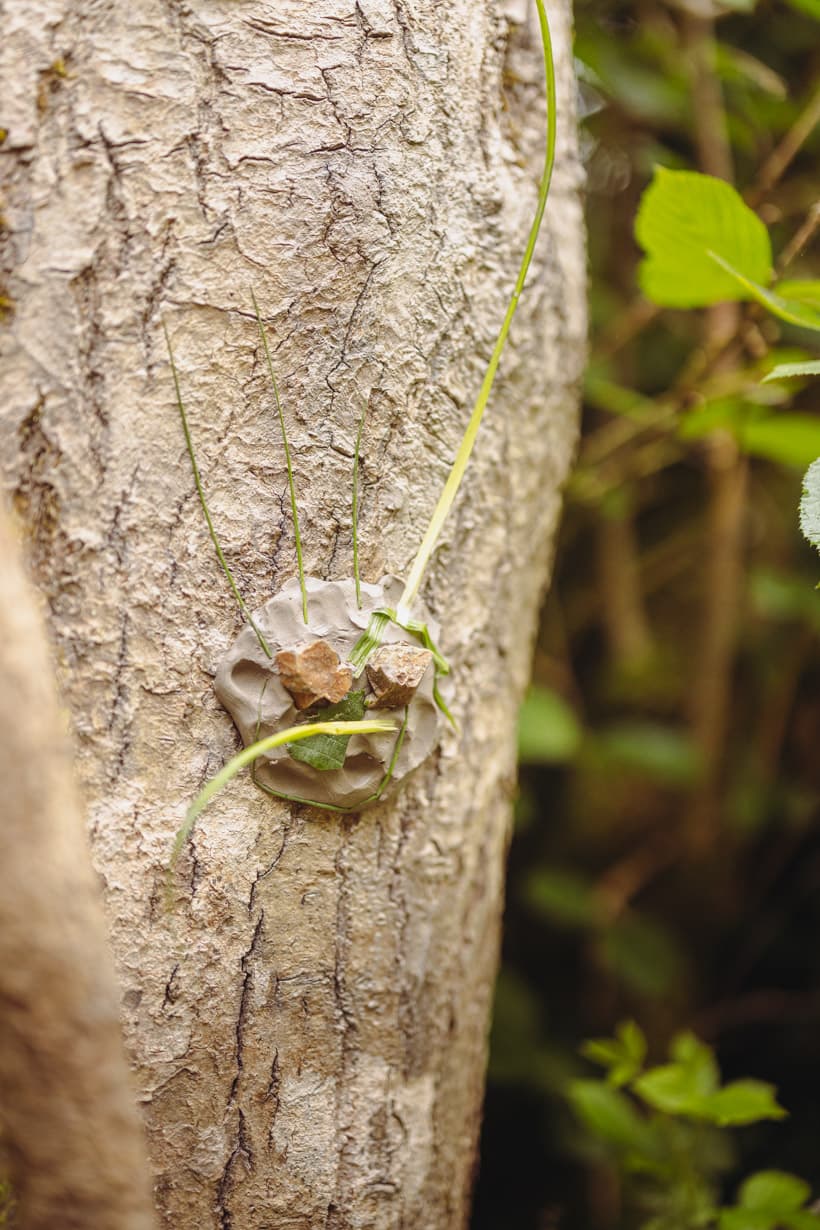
[0,0,585,1227]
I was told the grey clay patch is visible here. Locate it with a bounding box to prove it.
[214,575,441,810]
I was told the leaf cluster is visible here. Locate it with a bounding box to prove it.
[570,1023,818,1230]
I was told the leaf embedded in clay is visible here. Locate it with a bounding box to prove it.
[287,691,367,771]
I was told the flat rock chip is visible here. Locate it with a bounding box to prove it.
[276,640,353,710]
[366,644,433,708]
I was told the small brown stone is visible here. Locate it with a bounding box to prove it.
[275,640,353,710]
[366,643,433,708]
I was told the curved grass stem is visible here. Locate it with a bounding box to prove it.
[170,717,396,872]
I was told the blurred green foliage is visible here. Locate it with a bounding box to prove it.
[475,0,820,1225]
[568,1022,819,1230]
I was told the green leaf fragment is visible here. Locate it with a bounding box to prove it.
[287,691,366,771]
[741,416,820,469]
[634,1032,719,1116]
[720,1171,819,1230]
[582,1020,647,1087]
[707,255,820,331]
[568,1080,658,1159]
[635,168,772,308]
[800,459,820,553]
[526,868,601,927]
[776,281,820,309]
[703,1080,786,1126]
[739,1171,811,1214]
[762,361,820,383]
[518,685,582,763]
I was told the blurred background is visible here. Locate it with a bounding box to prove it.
[473,0,820,1225]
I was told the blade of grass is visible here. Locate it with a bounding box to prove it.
[352,403,367,608]
[351,0,557,671]
[251,705,410,811]
[164,320,273,658]
[399,0,556,611]
[250,290,309,623]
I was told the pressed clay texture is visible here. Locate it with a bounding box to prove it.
[214,576,439,808]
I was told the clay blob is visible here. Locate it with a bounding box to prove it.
[214,575,441,810]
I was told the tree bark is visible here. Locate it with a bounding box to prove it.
[0,0,585,1227]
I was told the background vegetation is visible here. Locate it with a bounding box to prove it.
[474,0,820,1225]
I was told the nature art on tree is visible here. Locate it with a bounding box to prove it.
[0,1,584,1227]
[4,0,816,1224]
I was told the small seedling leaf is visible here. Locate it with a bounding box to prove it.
[635,169,772,308]
[288,691,367,771]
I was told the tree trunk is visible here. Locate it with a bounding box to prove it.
[0,0,585,1226]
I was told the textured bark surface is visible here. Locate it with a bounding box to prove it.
[0,0,585,1227]
[0,505,156,1230]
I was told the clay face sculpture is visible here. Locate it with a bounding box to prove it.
[214,575,440,810]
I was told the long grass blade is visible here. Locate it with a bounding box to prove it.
[164,320,273,658]
[399,0,557,611]
[250,290,309,623]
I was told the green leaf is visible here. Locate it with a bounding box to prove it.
[287,691,366,771]
[762,361,820,382]
[568,1080,658,1158]
[518,685,582,764]
[720,1171,819,1230]
[719,1210,776,1230]
[589,722,701,785]
[582,1020,647,1087]
[702,1080,787,1126]
[600,914,683,997]
[525,868,601,927]
[634,1033,719,1116]
[741,415,820,468]
[679,396,747,441]
[635,168,772,308]
[800,458,820,552]
[739,1171,811,1214]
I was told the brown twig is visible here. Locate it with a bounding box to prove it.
[748,82,820,208]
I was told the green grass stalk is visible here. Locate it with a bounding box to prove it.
[251,290,310,623]
[164,321,273,658]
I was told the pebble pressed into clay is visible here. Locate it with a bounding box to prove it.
[214,575,442,810]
